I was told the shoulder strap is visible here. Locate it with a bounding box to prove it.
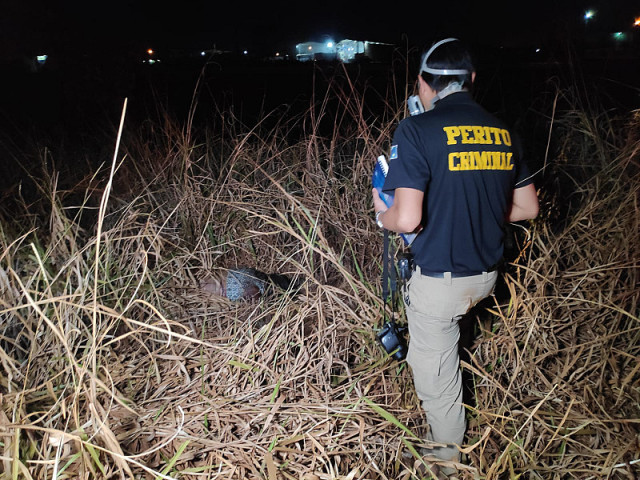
[381,229,397,320]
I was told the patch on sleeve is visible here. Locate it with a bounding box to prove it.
[390,145,398,160]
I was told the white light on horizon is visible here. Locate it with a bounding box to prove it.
[613,31,627,41]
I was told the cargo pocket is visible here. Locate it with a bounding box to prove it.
[407,346,446,399]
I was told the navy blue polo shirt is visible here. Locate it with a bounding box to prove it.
[383,91,533,274]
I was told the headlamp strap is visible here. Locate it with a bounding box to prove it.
[420,38,470,76]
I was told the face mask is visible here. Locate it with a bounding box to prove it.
[407,95,424,116]
[406,82,464,115]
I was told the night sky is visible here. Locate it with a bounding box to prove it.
[1,0,640,189]
[4,0,640,58]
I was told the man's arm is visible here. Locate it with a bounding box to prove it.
[372,187,423,233]
[507,183,539,222]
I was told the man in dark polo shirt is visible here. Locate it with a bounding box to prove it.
[372,38,539,471]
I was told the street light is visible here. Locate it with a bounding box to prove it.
[584,10,595,22]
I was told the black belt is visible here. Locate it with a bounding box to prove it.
[414,266,497,278]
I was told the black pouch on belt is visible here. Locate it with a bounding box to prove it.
[396,252,413,282]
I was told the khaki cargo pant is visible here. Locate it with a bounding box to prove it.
[405,268,498,462]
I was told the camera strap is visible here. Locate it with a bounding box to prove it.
[381,229,397,319]
[377,229,409,361]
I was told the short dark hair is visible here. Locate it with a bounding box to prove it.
[419,39,475,92]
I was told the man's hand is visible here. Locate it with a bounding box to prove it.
[372,188,388,215]
[372,187,424,233]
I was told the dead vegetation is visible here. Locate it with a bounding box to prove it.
[0,68,638,479]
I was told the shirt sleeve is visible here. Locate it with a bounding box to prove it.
[512,132,534,188]
[382,119,431,194]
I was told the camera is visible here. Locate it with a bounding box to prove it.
[377,321,408,361]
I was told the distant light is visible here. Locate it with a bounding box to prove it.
[243,50,248,55]
[634,17,640,27]
[148,59,156,65]
[36,55,48,64]
[535,48,541,53]
[201,51,206,56]
[584,10,595,21]
[612,32,627,41]
[308,45,312,50]
[147,49,154,55]
[275,52,280,56]
[327,42,333,48]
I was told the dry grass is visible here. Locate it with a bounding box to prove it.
[0,67,638,480]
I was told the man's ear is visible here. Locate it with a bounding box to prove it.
[417,75,431,93]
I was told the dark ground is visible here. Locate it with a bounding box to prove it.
[1,42,639,194]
